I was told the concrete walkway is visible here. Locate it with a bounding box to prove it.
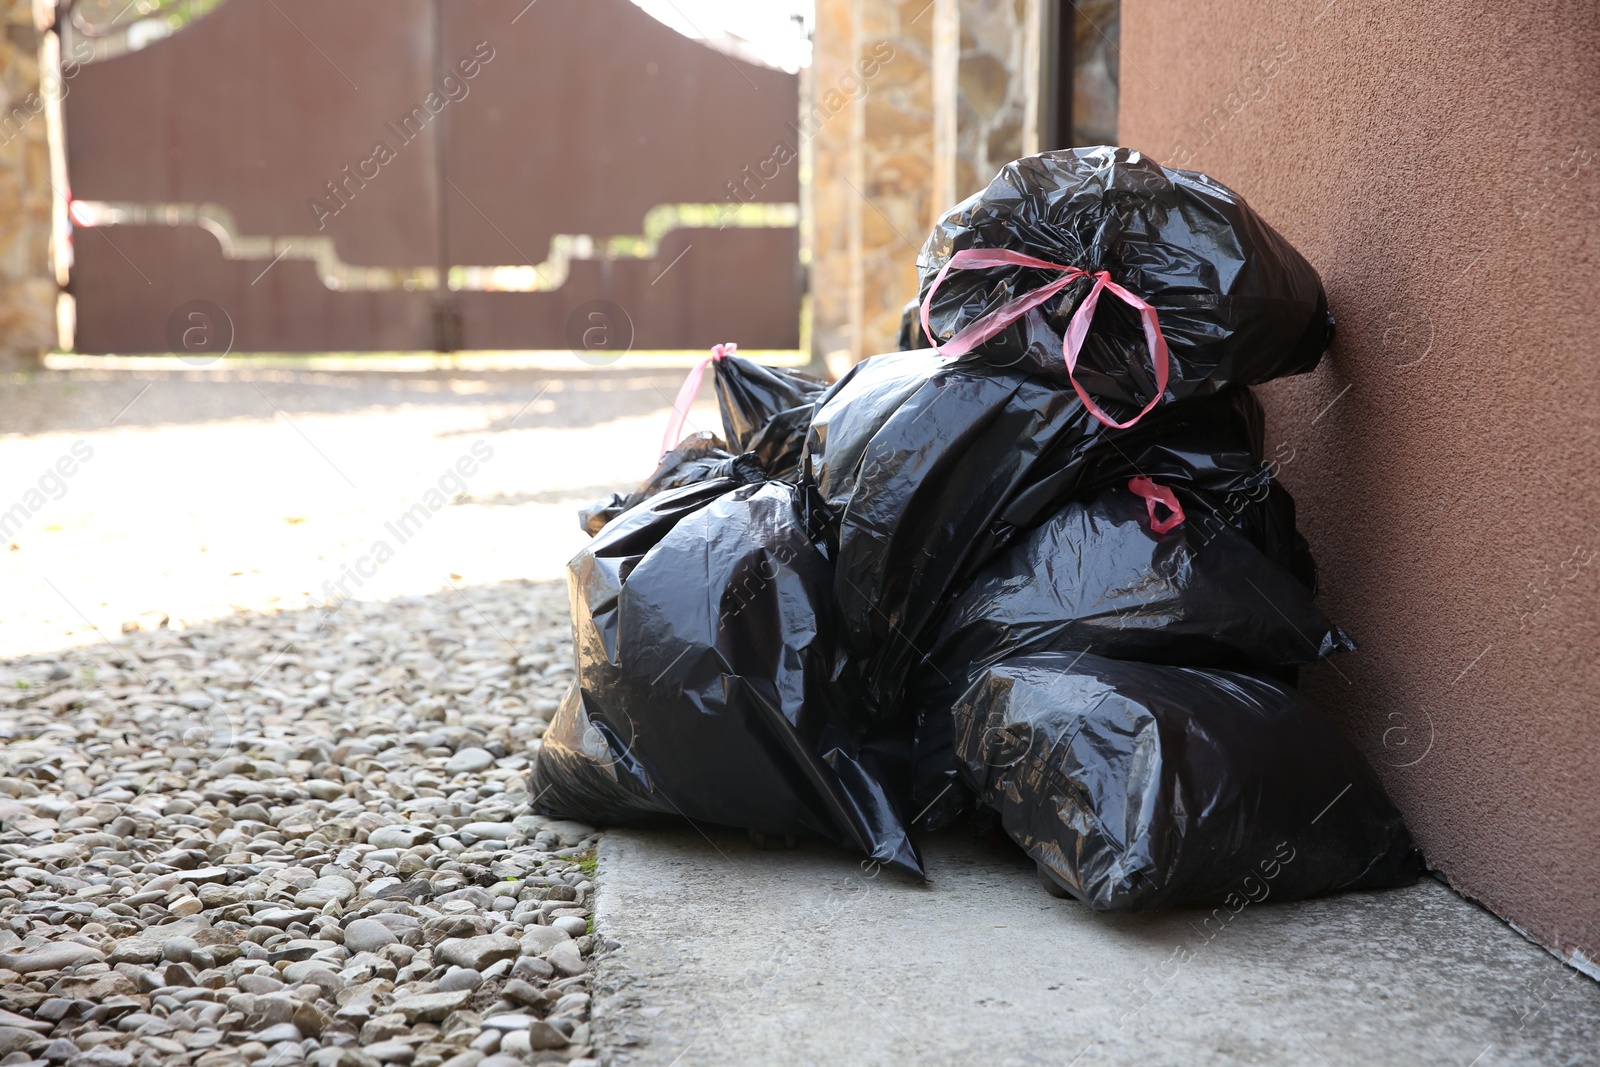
[591,829,1600,1066]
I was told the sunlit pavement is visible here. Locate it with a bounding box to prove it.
[0,362,716,658]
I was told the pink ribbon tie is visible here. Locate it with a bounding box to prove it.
[920,248,1171,430]
[660,342,735,458]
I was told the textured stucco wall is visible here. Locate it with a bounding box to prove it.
[1121,0,1600,970]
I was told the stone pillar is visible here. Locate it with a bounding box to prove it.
[808,0,1037,366]
[808,0,861,369]
[807,0,939,368]
[852,0,939,363]
[953,0,1034,197]
[0,0,59,369]
[931,0,960,214]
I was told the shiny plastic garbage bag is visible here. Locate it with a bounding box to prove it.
[579,432,746,536]
[582,356,825,537]
[533,476,924,878]
[804,350,1101,722]
[918,146,1335,406]
[804,350,1314,724]
[739,404,818,484]
[908,483,1354,828]
[897,297,930,351]
[933,484,1352,675]
[713,351,827,465]
[994,382,1316,589]
[954,653,1422,911]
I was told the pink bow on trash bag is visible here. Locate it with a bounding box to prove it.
[920,248,1172,430]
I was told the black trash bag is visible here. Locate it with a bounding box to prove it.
[533,476,924,878]
[739,403,819,484]
[994,383,1270,527]
[998,383,1324,588]
[804,350,1101,722]
[954,652,1423,912]
[930,486,1355,671]
[897,297,932,351]
[804,351,1312,724]
[991,382,1318,588]
[907,483,1354,829]
[693,348,828,482]
[579,432,753,536]
[587,353,826,537]
[917,146,1335,408]
[712,351,828,454]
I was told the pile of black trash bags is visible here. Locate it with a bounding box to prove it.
[535,148,1423,910]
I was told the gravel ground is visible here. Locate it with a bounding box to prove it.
[0,363,712,1067]
[0,578,612,1067]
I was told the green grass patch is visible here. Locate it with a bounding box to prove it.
[575,849,598,879]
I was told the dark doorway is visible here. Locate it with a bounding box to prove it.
[1047,0,1121,150]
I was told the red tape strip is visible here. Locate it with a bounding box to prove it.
[1128,476,1185,533]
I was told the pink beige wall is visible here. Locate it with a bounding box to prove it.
[1120,0,1600,970]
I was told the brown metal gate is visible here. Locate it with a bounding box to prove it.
[62,0,801,353]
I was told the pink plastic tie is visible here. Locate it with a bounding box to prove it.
[660,343,734,458]
[1128,476,1185,533]
[920,247,1171,430]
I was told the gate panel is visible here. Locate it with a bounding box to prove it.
[439,0,801,350]
[67,225,435,354]
[63,0,802,353]
[66,0,442,352]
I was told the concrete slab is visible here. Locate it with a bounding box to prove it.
[591,828,1600,1066]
